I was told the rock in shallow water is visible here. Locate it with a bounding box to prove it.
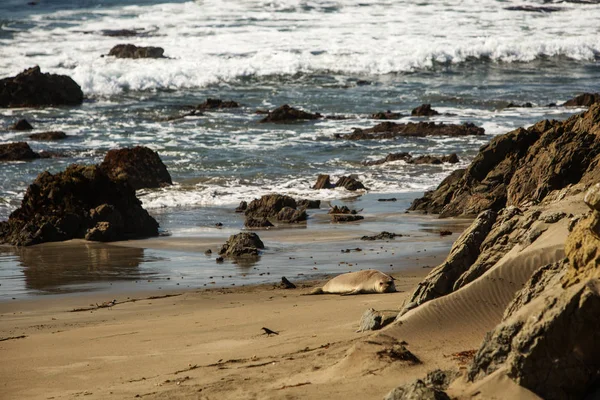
[219,232,264,257]
[108,44,165,58]
[100,146,172,190]
[0,142,39,161]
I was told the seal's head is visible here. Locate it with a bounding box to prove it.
[377,275,396,293]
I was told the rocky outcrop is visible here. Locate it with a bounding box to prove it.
[371,110,403,120]
[338,121,484,140]
[465,184,600,400]
[28,131,67,140]
[100,146,172,190]
[365,153,459,166]
[409,105,600,217]
[108,44,165,58]
[245,194,297,219]
[312,174,335,189]
[219,232,264,257]
[384,369,457,400]
[505,5,561,12]
[411,104,439,116]
[9,119,33,130]
[258,104,321,123]
[196,98,240,110]
[0,164,159,246]
[312,174,367,191]
[562,92,600,107]
[0,142,40,161]
[0,66,83,108]
[400,210,497,315]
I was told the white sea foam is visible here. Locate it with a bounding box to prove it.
[1,0,599,95]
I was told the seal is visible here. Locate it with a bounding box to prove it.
[309,270,396,295]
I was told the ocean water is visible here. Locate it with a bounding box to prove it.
[0,0,598,297]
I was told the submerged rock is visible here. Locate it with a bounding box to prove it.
[196,98,240,110]
[365,153,459,166]
[0,66,83,108]
[0,142,40,161]
[259,104,321,123]
[100,146,172,190]
[0,164,159,246]
[108,44,165,58]
[219,232,265,257]
[28,131,67,141]
[339,121,484,140]
[9,119,33,130]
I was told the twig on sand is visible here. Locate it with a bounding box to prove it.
[0,335,26,342]
[278,382,311,390]
[70,293,182,312]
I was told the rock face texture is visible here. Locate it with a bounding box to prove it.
[339,121,483,140]
[562,92,600,107]
[219,232,264,257]
[410,105,600,217]
[0,142,40,161]
[100,146,172,190]
[258,104,321,123]
[0,164,159,246]
[465,184,600,400]
[0,66,83,108]
[108,44,165,58]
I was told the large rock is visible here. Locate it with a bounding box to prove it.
[100,146,172,190]
[339,121,484,140]
[9,119,33,130]
[219,232,264,257]
[108,44,165,58]
[0,66,83,108]
[335,176,366,191]
[312,174,335,189]
[410,105,600,217]
[562,92,600,107]
[0,142,39,161]
[259,104,321,123]
[0,164,159,246]
[244,194,297,219]
[411,104,440,116]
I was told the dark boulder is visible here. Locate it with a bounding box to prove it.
[276,206,307,223]
[312,174,335,189]
[0,164,159,246]
[100,146,172,190]
[562,92,600,107]
[335,176,366,191]
[297,199,320,209]
[361,231,402,241]
[259,104,322,123]
[0,142,39,161]
[340,121,484,140]
[219,232,264,258]
[196,98,240,109]
[28,131,67,141]
[0,66,83,108]
[411,104,440,116]
[10,119,33,130]
[371,110,403,120]
[108,44,165,59]
[245,194,297,219]
[332,214,364,223]
[235,201,248,213]
[505,102,533,108]
[364,152,459,166]
[244,217,274,228]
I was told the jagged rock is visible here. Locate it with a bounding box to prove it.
[409,169,466,215]
[411,104,440,116]
[0,164,159,246]
[335,176,366,191]
[280,277,296,289]
[400,210,497,315]
[410,106,600,217]
[108,44,165,58]
[297,199,320,209]
[85,221,119,242]
[10,119,33,130]
[339,121,484,140]
[235,201,248,213]
[562,93,600,107]
[361,231,402,241]
[245,194,297,219]
[371,110,403,120]
[0,142,39,161]
[196,98,240,109]
[365,153,459,166]
[328,205,357,215]
[313,174,335,189]
[28,131,67,141]
[0,66,83,108]
[218,232,264,257]
[276,206,307,223]
[100,146,172,190]
[384,369,457,400]
[358,308,398,332]
[244,216,273,228]
[258,104,321,123]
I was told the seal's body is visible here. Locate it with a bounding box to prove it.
[310,270,396,295]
